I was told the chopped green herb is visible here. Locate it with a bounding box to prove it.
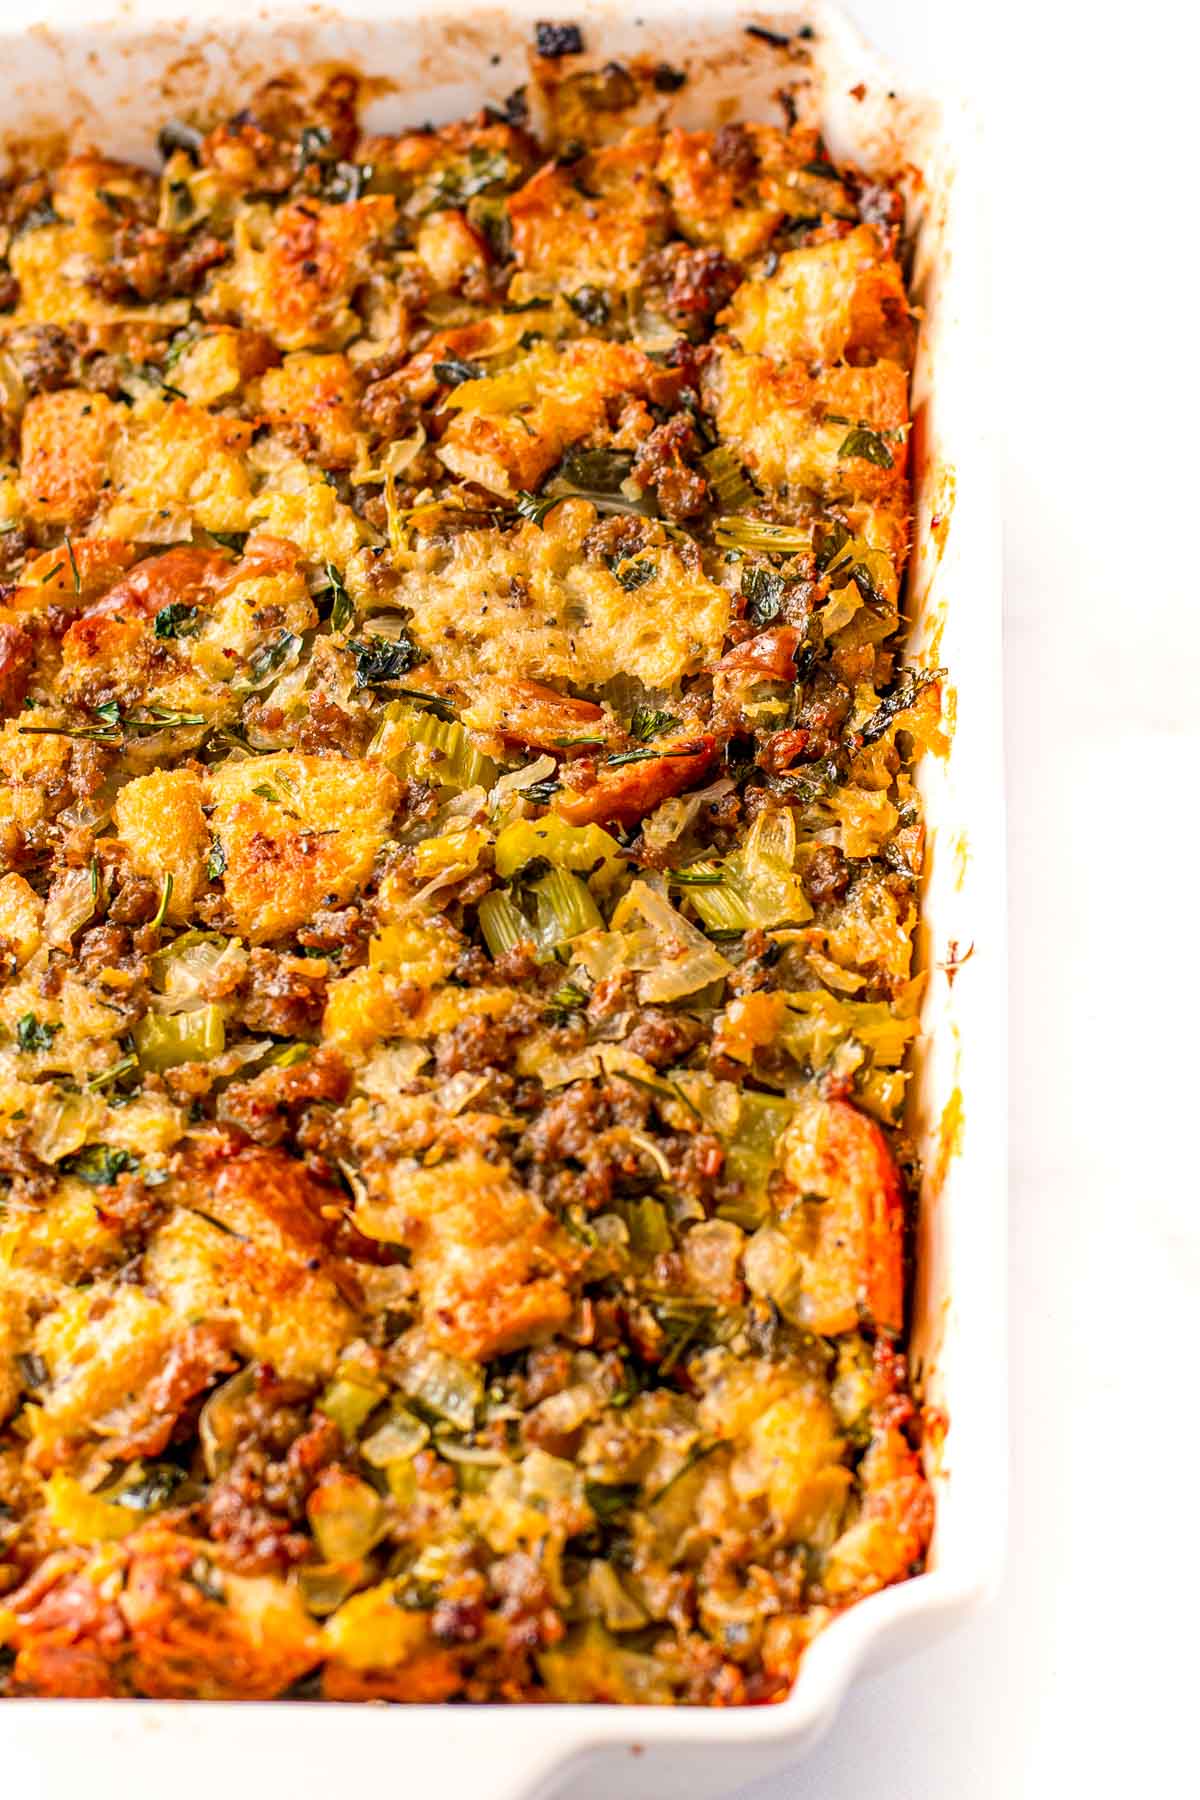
[241,631,301,690]
[150,874,173,930]
[17,1352,49,1389]
[392,687,457,721]
[542,981,588,1021]
[154,602,200,639]
[158,118,204,162]
[741,564,785,624]
[206,838,226,881]
[64,533,81,595]
[16,1013,60,1054]
[536,21,584,58]
[567,285,610,327]
[615,559,657,592]
[162,326,201,372]
[524,777,561,805]
[514,490,565,527]
[859,667,944,744]
[630,706,681,742]
[604,744,699,767]
[428,147,512,210]
[585,1480,639,1521]
[111,1464,188,1513]
[86,1055,139,1091]
[39,561,65,585]
[561,448,633,491]
[838,425,895,469]
[323,562,354,633]
[208,530,248,552]
[433,358,484,387]
[652,62,688,93]
[348,634,420,687]
[65,1145,138,1187]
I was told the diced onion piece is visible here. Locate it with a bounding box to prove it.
[307,1469,386,1562]
[586,1560,650,1632]
[489,753,555,810]
[42,867,95,949]
[613,880,733,1003]
[199,1364,259,1479]
[396,1344,483,1431]
[360,1407,430,1467]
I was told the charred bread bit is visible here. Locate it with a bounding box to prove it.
[0,65,934,1707]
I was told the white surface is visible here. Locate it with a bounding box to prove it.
[736,1,1200,1795]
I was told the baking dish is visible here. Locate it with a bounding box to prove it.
[0,2,1005,1794]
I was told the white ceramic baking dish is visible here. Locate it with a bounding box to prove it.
[0,4,1005,1794]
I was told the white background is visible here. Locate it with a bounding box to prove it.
[737,1,1200,1795]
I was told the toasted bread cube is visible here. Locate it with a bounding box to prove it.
[121,1531,323,1699]
[104,399,254,539]
[174,327,280,405]
[19,390,121,528]
[0,871,45,966]
[206,751,399,942]
[507,133,669,293]
[722,225,912,369]
[257,353,360,467]
[355,1153,580,1361]
[705,346,909,509]
[113,768,207,926]
[144,1202,354,1385]
[208,196,396,351]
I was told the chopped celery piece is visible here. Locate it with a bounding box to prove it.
[398,1346,483,1431]
[719,1090,795,1227]
[531,866,603,947]
[134,1004,225,1072]
[318,1374,387,1439]
[494,815,624,888]
[680,809,810,932]
[684,870,754,932]
[478,889,532,958]
[480,865,602,960]
[620,1196,672,1256]
[371,700,497,791]
[780,992,917,1070]
[701,447,756,512]
[712,516,813,554]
